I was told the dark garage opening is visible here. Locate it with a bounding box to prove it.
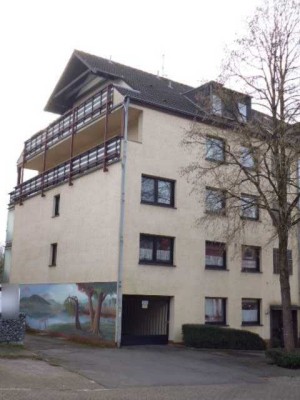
[121,295,170,345]
[270,307,298,347]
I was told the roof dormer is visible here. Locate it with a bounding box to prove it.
[184,81,251,123]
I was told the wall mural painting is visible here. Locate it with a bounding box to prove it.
[20,282,117,342]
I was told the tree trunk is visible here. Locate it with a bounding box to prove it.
[87,292,95,328]
[278,232,295,351]
[92,293,106,335]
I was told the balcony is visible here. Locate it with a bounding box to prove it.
[23,85,114,163]
[10,136,121,204]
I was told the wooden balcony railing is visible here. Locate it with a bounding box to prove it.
[24,85,114,162]
[10,136,121,204]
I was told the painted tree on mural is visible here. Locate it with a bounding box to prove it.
[77,283,95,329]
[77,283,116,336]
[64,296,82,330]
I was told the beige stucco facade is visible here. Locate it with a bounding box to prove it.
[121,108,300,342]
[6,88,300,343]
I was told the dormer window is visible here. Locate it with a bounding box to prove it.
[212,95,222,116]
[238,102,247,122]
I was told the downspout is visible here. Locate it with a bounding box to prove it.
[297,159,300,317]
[116,96,130,348]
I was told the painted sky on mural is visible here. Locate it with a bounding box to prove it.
[21,283,88,303]
[0,0,262,243]
[21,283,116,304]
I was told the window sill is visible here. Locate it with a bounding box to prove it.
[48,264,56,267]
[240,216,260,222]
[205,267,229,271]
[241,323,263,327]
[139,261,175,267]
[205,211,226,217]
[52,215,60,218]
[241,269,262,274]
[205,158,226,165]
[141,201,176,209]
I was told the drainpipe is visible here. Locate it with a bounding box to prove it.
[116,96,129,348]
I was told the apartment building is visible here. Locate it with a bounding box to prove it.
[4,50,299,346]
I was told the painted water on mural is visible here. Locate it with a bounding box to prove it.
[20,282,117,342]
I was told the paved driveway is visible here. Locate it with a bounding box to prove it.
[25,335,300,386]
[1,334,300,399]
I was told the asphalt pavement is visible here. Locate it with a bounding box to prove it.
[0,334,300,399]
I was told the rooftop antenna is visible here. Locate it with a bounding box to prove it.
[162,54,166,78]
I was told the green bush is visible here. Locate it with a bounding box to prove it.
[182,324,266,350]
[266,348,300,369]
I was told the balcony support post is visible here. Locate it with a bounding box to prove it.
[18,147,26,205]
[41,129,48,197]
[103,85,112,172]
[69,108,77,186]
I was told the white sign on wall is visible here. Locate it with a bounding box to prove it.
[141,300,149,309]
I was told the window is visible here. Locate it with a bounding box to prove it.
[139,234,174,265]
[212,94,222,116]
[237,102,247,122]
[53,194,60,217]
[206,137,225,162]
[240,146,254,169]
[241,195,259,220]
[241,246,260,272]
[49,243,58,266]
[273,249,292,275]
[242,299,260,325]
[141,176,174,207]
[206,188,226,214]
[205,298,226,325]
[205,241,226,270]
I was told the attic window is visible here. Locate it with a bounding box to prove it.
[238,102,247,122]
[212,95,222,116]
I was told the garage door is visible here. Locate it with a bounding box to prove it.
[121,295,170,345]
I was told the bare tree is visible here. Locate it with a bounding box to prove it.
[182,0,300,351]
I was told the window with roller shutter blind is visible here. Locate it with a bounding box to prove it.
[205,241,226,270]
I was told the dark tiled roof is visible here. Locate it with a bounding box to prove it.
[74,50,200,117]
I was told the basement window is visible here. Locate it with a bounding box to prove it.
[49,243,58,267]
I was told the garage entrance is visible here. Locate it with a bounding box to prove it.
[121,295,170,345]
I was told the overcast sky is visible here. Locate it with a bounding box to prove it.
[0,0,262,244]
